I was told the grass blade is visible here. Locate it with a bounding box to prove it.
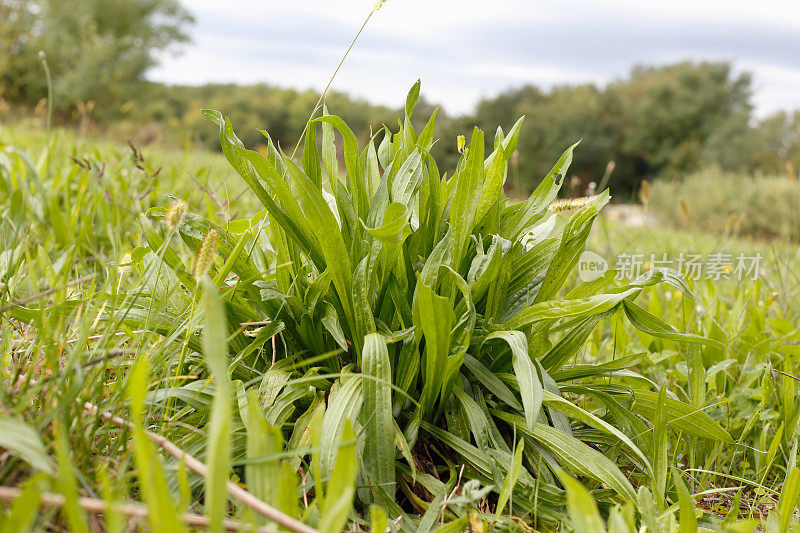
[200,280,233,532]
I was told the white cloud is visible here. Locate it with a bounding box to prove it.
[149,0,800,115]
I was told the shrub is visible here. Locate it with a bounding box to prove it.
[650,167,800,241]
[128,82,730,527]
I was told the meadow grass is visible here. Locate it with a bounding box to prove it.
[649,167,800,242]
[1,107,799,533]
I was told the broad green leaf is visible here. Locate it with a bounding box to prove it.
[622,300,722,347]
[504,288,639,330]
[632,390,733,442]
[390,148,424,209]
[454,389,492,452]
[303,118,322,188]
[494,411,637,501]
[495,439,525,518]
[485,330,542,430]
[241,391,282,511]
[673,469,697,533]
[278,462,300,521]
[779,467,800,533]
[370,505,388,533]
[417,108,439,150]
[127,358,185,532]
[560,472,607,533]
[320,375,363,478]
[364,202,411,243]
[405,79,421,117]
[315,115,367,219]
[653,385,668,509]
[448,127,485,268]
[320,104,338,184]
[686,344,706,407]
[361,333,396,499]
[0,418,54,475]
[552,353,646,382]
[637,486,659,533]
[319,421,358,533]
[499,116,525,156]
[413,280,454,419]
[474,144,505,226]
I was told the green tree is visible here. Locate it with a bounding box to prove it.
[0,0,193,119]
[746,111,800,174]
[472,61,758,195]
[610,61,752,178]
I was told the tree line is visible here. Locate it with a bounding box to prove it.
[2,0,798,194]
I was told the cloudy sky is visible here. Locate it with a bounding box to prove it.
[150,0,800,117]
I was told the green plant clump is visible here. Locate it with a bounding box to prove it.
[121,82,733,529]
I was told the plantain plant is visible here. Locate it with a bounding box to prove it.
[129,81,732,528]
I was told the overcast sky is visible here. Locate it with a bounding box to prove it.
[150,0,800,117]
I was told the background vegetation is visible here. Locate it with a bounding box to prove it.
[649,167,800,242]
[2,0,799,196]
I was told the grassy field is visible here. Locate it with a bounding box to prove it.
[648,167,800,242]
[1,108,799,533]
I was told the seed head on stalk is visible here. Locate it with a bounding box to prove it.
[165,199,188,232]
[193,229,220,281]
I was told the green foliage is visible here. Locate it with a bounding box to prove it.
[650,167,800,241]
[0,0,193,118]
[122,62,796,197]
[588,218,800,530]
[473,61,768,194]
[200,280,233,531]
[111,82,741,528]
[613,63,751,174]
[0,418,54,475]
[5,17,797,196]
[1,104,800,530]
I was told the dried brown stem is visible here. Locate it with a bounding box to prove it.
[83,402,319,533]
[0,273,98,314]
[0,486,274,532]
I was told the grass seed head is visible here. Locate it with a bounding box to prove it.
[117,252,133,277]
[193,228,220,280]
[547,194,604,214]
[678,197,690,219]
[639,179,652,204]
[165,199,188,232]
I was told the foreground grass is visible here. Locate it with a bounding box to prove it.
[1,114,799,532]
[589,220,800,520]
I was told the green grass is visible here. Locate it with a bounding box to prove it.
[1,100,799,533]
[648,166,800,242]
